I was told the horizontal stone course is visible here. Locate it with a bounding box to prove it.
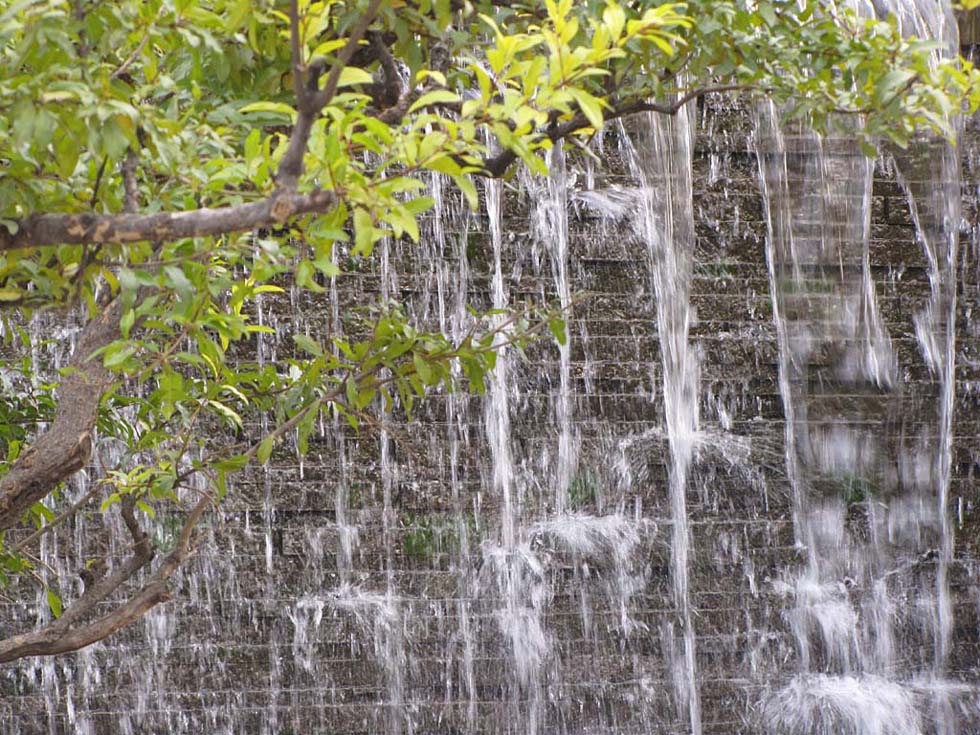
[5,97,980,735]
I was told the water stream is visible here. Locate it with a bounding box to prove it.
[3,5,979,734]
[617,102,704,735]
[752,2,966,733]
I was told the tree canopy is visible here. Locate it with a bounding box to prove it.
[0,0,976,662]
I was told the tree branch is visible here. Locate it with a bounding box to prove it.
[276,0,383,189]
[0,189,338,251]
[0,495,209,662]
[311,0,384,111]
[370,30,403,108]
[478,85,752,177]
[0,580,168,661]
[12,483,101,554]
[111,32,151,81]
[0,299,124,530]
[275,0,313,189]
[51,496,153,632]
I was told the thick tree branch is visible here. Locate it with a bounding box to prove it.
[0,299,124,530]
[0,581,168,661]
[0,496,209,662]
[0,189,337,251]
[51,496,153,632]
[370,30,403,108]
[276,0,314,189]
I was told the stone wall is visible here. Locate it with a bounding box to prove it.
[1,94,979,734]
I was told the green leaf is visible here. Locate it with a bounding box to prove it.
[296,259,325,293]
[353,208,375,256]
[46,587,62,619]
[293,334,324,356]
[568,88,604,129]
[549,316,568,346]
[100,493,122,513]
[120,309,136,339]
[208,400,243,430]
[355,387,376,409]
[240,101,297,120]
[408,89,461,113]
[336,67,374,88]
[104,343,138,368]
[314,258,341,278]
[244,129,262,166]
[413,352,434,384]
[214,454,250,472]
[256,436,274,464]
[454,175,479,210]
[164,265,193,300]
[216,469,228,500]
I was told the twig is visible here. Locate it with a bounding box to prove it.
[310,0,384,111]
[276,0,383,189]
[111,34,151,80]
[12,483,102,554]
[111,5,164,80]
[89,157,108,209]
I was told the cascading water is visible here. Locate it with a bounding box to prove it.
[535,146,580,515]
[618,103,704,734]
[753,1,968,732]
[427,170,481,729]
[478,174,553,735]
[6,9,980,735]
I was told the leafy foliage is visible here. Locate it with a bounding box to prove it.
[0,0,976,656]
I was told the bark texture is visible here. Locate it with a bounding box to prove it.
[0,189,338,252]
[0,299,123,531]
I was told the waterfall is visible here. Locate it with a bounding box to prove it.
[535,145,580,515]
[7,7,980,735]
[619,100,703,734]
[480,176,551,735]
[754,1,965,731]
[883,1,961,699]
[428,170,480,730]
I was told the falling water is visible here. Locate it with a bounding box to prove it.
[753,1,965,731]
[877,4,962,703]
[480,175,551,735]
[6,8,980,735]
[534,146,580,514]
[619,101,703,734]
[428,170,480,729]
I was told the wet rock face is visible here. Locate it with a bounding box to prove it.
[2,97,980,734]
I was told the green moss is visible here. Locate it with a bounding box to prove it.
[568,467,600,509]
[839,474,876,505]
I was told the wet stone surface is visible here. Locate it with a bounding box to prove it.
[3,82,980,735]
